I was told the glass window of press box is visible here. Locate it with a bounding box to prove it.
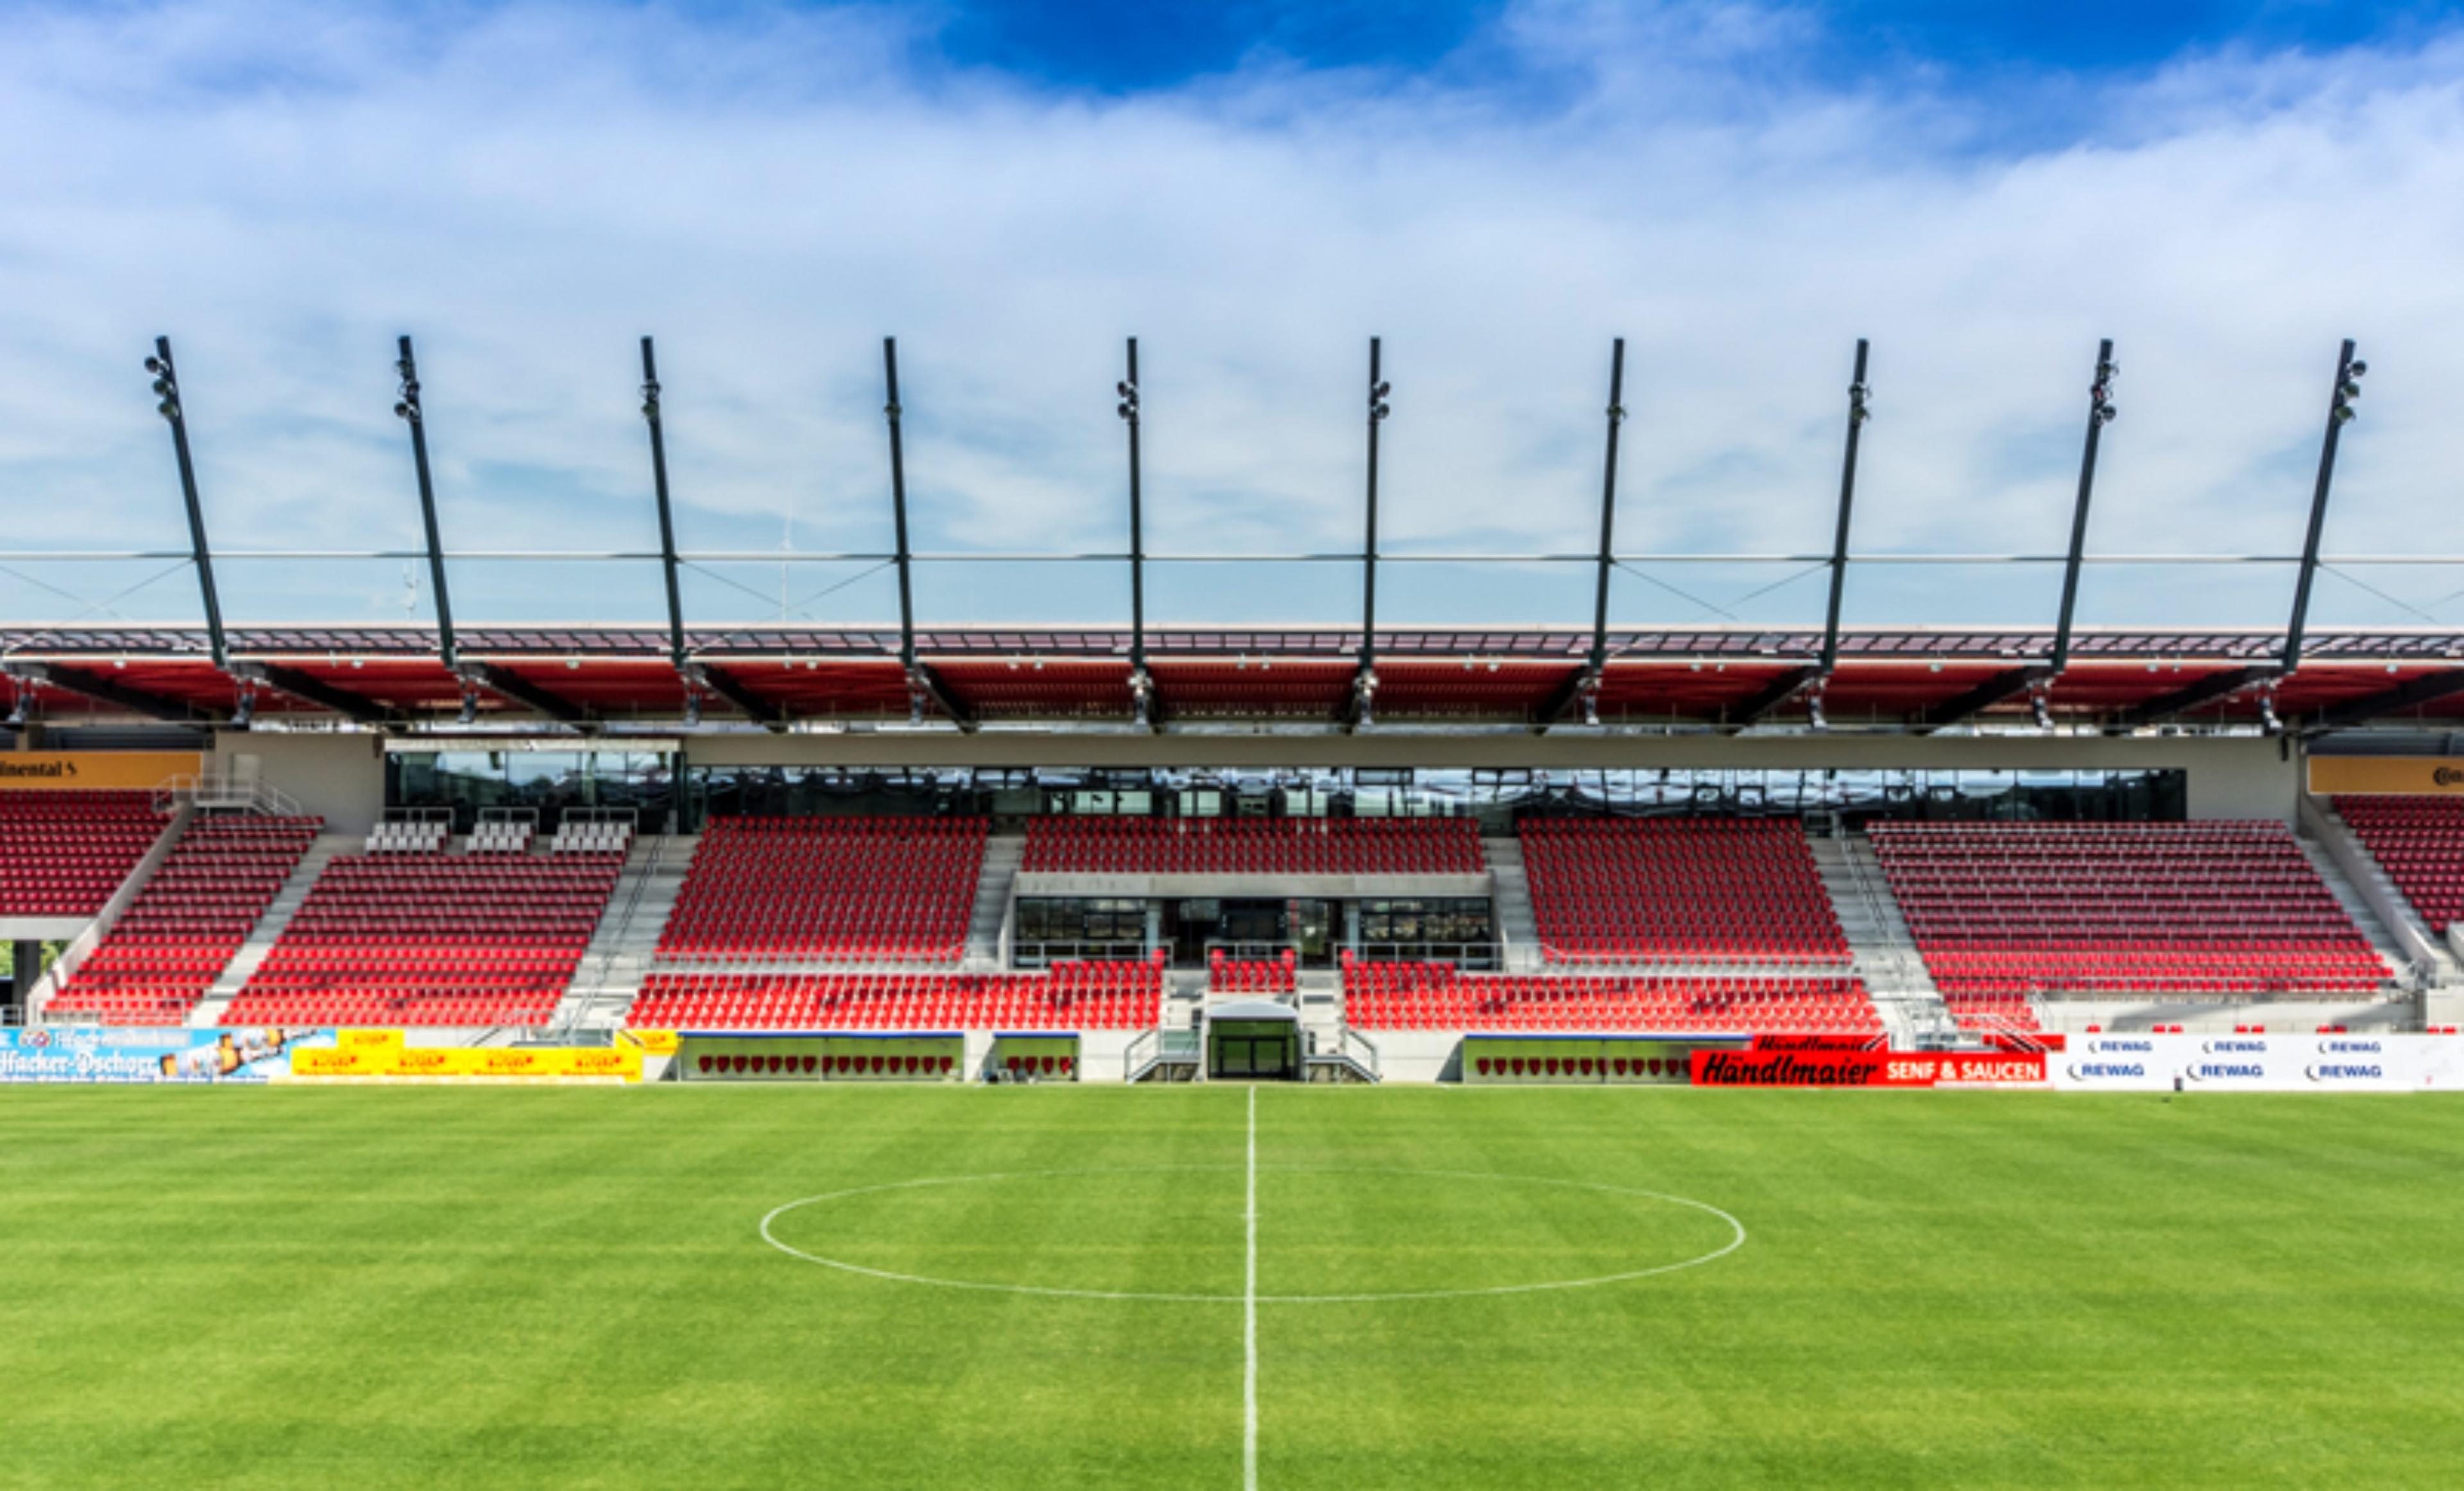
[388,751,677,832]
[671,765,2184,830]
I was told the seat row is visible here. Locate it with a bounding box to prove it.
[1519,817,1850,966]
[2336,795,2464,933]
[46,814,322,1024]
[629,956,1167,1031]
[1868,820,2385,998]
[659,816,987,963]
[1342,960,1881,1035]
[0,789,166,917]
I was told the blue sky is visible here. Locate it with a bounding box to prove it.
[3,0,2464,635]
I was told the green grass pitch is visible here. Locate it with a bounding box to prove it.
[3,1085,2460,1488]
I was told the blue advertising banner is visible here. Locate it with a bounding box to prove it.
[0,1026,334,1083]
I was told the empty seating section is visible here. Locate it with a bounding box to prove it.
[1869,822,2384,997]
[225,850,624,1026]
[1342,959,1881,1034]
[46,814,321,1024]
[660,817,986,963]
[0,790,164,916]
[1518,818,1848,965]
[1022,816,1483,875]
[367,819,449,854]
[1209,950,1298,994]
[2336,795,2464,933]
[629,957,1165,1030]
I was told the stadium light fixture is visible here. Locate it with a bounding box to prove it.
[2284,340,2366,675]
[142,337,229,671]
[2030,688,2055,733]
[457,681,479,726]
[228,683,255,730]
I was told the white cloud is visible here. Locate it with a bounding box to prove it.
[1,0,2461,632]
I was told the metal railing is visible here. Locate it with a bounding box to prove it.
[154,773,302,819]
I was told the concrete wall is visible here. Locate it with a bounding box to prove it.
[212,733,388,835]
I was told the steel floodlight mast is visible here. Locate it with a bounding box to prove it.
[143,338,228,671]
[1920,338,2118,732]
[1733,338,1874,728]
[878,338,974,732]
[1350,337,1390,728]
[2284,339,2365,677]
[1119,337,1156,728]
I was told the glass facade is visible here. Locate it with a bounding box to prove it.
[387,750,676,832]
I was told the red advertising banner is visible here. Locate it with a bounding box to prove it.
[1690,1047,2047,1088]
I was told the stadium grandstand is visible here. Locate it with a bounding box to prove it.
[3,331,2463,1081]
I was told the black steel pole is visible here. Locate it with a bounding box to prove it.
[1817,339,1871,678]
[2050,338,2119,675]
[148,337,228,669]
[394,335,458,669]
[1586,338,1627,678]
[1362,337,1386,678]
[884,337,918,672]
[642,337,687,668]
[1123,337,1145,673]
[2283,338,2363,675]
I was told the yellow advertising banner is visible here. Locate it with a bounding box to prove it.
[616,1029,680,1056]
[0,752,204,791]
[2308,756,2464,796]
[289,1046,641,1082]
[337,1028,404,1051]
[291,1048,385,1078]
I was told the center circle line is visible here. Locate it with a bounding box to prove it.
[758,1165,1747,1304]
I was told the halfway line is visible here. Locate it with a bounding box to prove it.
[1244,1083,1259,1491]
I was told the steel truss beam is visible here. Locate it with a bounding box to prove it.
[1918,664,2053,732]
[3,662,216,724]
[681,661,785,729]
[458,661,592,725]
[2303,669,2464,732]
[228,661,402,727]
[2121,664,2277,727]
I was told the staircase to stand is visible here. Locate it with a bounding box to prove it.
[189,831,352,1027]
[2300,798,2456,990]
[555,834,690,1031]
[964,834,1023,970]
[1483,836,1539,968]
[1809,829,1955,1044]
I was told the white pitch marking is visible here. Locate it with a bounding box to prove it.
[758,1166,1747,1304]
[1244,1084,1260,1491]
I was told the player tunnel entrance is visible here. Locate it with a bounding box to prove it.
[1206,999,1303,1081]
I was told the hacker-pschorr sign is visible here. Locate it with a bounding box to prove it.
[2052,1033,2464,1092]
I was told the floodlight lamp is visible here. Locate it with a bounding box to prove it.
[2097,360,2119,382]
[1117,402,1133,418]
[2340,381,2362,401]
[1806,693,1828,732]
[457,685,479,725]
[2258,693,2282,734]
[157,399,179,420]
[2348,359,2367,379]
[1116,381,1134,399]
[2334,404,2357,424]
[393,401,412,420]
[144,356,166,375]
[1607,402,1627,423]
[1372,381,1391,401]
[2096,403,2118,425]
[2031,691,2054,732]
[152,378,173,397]
[1371,402,1390,421]
[230,689,255,729]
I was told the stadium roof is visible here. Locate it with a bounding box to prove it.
[6,622,2461,734]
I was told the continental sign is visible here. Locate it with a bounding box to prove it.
[0,751,203,791]
[2307,755,2464,796]
[289,1046,641,1082]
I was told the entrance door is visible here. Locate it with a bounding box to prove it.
[1207,1019,1298,1080]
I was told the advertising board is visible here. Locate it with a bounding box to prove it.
[2051,1033,2464,1092]
[0,1026,328,1083]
